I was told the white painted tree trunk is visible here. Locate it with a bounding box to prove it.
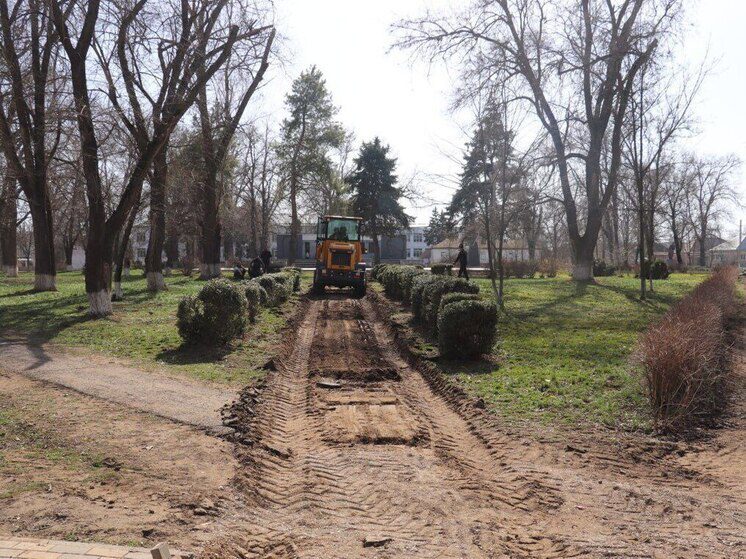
[2,264,18,277]
[200,263,222,279]
[146,271,167,291]
[571,261,593,282]
[88,289,113,317]
[34,273,56,291]
[124,267,130,278]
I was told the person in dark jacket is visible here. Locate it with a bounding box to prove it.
[260,248,272,273]
[249,256,265,278]
[233,262,246,280]
[453,242,469,280]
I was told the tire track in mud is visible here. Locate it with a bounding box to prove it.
[202,293,744,559]
[204,295,576,559]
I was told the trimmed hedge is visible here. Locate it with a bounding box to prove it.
[370,263,391,281]
[377,264,427,303]
[255,272,294,306]
[411,274,445,320]
[430,263,453,276]
[281,267,302,291]
[593,260,616,277]
[177,279,248,345]
[421,277,480,329]
[439,292,481,313]
[438,299,498,359]
[242,281,268,322]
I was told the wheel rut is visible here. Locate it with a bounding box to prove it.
[204,295,574,558]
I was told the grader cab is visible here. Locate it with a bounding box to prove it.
[312,215,367,297]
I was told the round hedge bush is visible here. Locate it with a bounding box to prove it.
[242,281,267,322]
[438,299,498,359]
[422,277,480,330]
[439,292,480,312]
[177,279,248,345]
[430,263,453,276]
[411,274,444,320]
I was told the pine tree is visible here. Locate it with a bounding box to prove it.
[347,138,411,264]
[278,66,344,264]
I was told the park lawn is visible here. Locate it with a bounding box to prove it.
[443,273,709,430]
[0,270,309,385]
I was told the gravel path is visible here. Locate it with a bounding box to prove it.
[0,338,235,434]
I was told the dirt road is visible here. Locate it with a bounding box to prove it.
[202,294,745,558]
[0,339,234,434]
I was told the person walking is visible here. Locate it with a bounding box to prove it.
[260,248,272,273]
[454,242,469,280]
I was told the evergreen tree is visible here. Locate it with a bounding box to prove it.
[424,208,452,246]
[278,66,345,263]
[347,138,411,264]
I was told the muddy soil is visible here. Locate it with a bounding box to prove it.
[202,293,745,558]
[0,372,238,550]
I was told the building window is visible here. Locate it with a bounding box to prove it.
[413,233,423,243]
[414,248,422,258]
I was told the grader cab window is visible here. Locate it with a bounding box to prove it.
[318,218,360,242]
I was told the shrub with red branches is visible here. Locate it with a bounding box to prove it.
[635,266,739,433]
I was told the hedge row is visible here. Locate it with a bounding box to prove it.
[177,269,300,346]
[636,266,738,432]
[374,264,496,359]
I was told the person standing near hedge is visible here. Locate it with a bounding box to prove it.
[260,248,272,273]
[453,242,469,280]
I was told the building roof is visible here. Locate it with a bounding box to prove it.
[709,238,745,252]
[431,236,539,251]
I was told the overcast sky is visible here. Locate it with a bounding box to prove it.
[259,0,745,234]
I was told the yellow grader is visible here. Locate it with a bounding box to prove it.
[312,215,367,297]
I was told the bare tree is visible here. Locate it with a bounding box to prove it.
[0,0,67,290]
[195,5,275,278]
[396,0,683,280]
[51,0,243,315]
[0,163,19,275]
[624,57,704,298]
[237,122,283,256]
[687,153,741,266]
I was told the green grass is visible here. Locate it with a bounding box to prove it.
[440,273,709,430]
[0,270,308,385]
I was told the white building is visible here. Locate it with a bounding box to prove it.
[430,236,542,266]
[404,225,428,264]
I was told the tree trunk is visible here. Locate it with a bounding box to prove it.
[372,230,381,265]
[200,175,222,279]
[28,191,57,291]
[145,147,168,291]
[698,229,707,267]
[637,184,647,300]
[288,180,299,266]
[112,204,138,300]
[570,233,596,282]
[164,228,179,272]
[0,174,17,277]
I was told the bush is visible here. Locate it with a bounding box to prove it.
[411,274,443,320]
[501,260,539,279]
[370,263,391,281]
[242,281,267,322]
[593,260,616,277]
[258,272,294,306]
[636,266,738,432]
[538,259,558,278]
[642,260,669,280]
[281,267,302,291]
[376,264,427,304]
[430,263,453,276]
[421,277,480,330]
[439,292,481,313]
[438,299,498,359]
[177,279,248,345]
